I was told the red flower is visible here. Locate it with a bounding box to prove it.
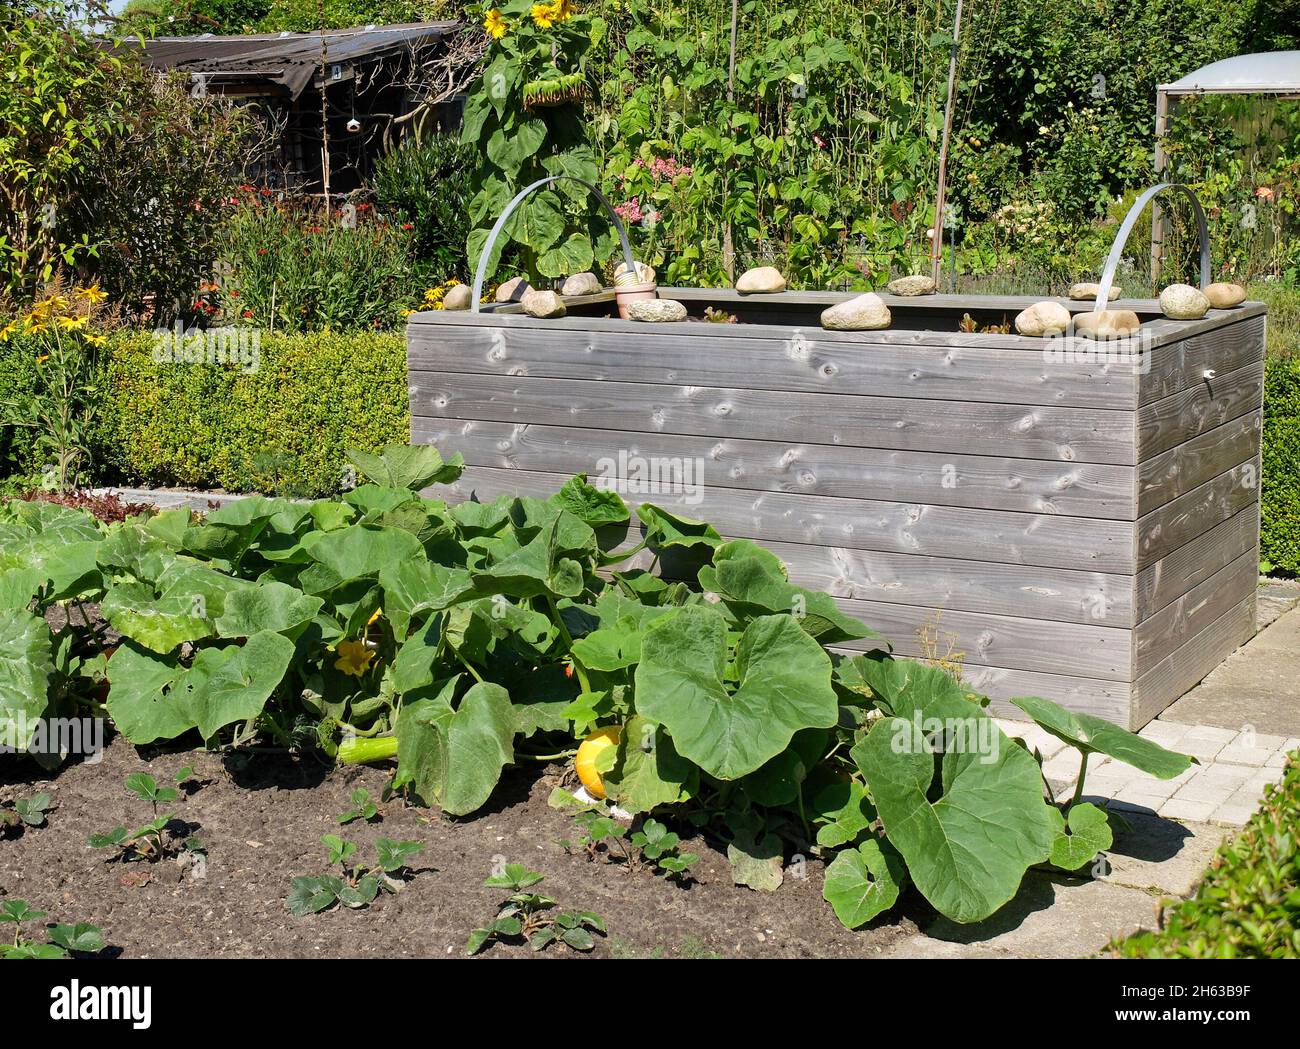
[401,222,414,230]
[242,310,254,319]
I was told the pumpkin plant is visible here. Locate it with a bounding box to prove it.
[0,442,1195,931]
[462,0,616,283]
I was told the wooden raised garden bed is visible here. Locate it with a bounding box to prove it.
[406,288,1266,729]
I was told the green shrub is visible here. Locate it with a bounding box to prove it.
[0,329,41,481]
[96,328,409,497]
[1111,752,1300,958]
[215,195,420,333]
[1262,352,1300,576]
[372,133,477,279]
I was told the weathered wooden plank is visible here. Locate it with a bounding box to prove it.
[411,372,1137,464]
[408,323,1140,409]
[1136,456,1261,569]
[1138,314,1265,405]
[442,463,1138,571]
[1137,410,1262,515]
[1132,595,1256,728]
[1133,505,1259,622]
[831,599,1132,679]
[416,417,1138,519]
[1133,549,1258,672]
[1135,361,1264,461]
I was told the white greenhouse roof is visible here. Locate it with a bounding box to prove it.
[1160,51,1300,94]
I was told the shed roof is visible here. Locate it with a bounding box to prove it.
[138,21,460,99]
[1160,50,1300,94]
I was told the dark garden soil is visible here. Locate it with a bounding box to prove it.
[0,736,921,959]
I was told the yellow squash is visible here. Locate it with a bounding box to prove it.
[574,726,621,800]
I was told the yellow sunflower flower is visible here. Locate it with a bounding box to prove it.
[334,639,376,678]
[554,0,575,20]
[57,314,89,330]
[75,284,107,304]
[531,1,558,28]
[0,321,17,341]
[84,333,107,347]
[484,7,508,38]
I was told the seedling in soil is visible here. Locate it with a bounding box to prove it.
[286,834,424,916]
[88,773,194,862]
[0,900,106,959]
[631,819,700,883]
[466,864,606,955]
[1,792,52,833]
[338,787,380,825]
[560,811,632,865]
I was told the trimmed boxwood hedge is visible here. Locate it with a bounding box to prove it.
[1263,353,1300,577]
[94,328,409,497]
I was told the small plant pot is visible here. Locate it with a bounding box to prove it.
[614,281,658,320]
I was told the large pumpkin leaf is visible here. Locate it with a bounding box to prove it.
[845,654,983,721]
[213,581,323,639]
[822,838,908,929]
[181,631,295,739]
[346,444,465,492]
[1010,694,1195,779]
[300,525,424,587]
[634,606,838,780]
[550,474,630,527]
[395,679,515,816]
[100,581,212,653]
[0,611,53,750]
[853,716,1055,923]
[636,504,722,550]
[699,541,882,644]
[0,568,44,613]
[379,560,475,640]
[602,715,695,813]
[105,643,192,744]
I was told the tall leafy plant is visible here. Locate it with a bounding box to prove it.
[462,0,615,283]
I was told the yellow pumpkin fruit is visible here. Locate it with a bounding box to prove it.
[575,726,621,800]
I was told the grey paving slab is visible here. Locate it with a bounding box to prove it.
[1100,811,1230,897]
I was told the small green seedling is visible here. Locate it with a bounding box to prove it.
[560,811,631,865]
[286,834,424,916]
[0,900,105,959]
[466,864,606,956]
[88,772,190,862]
[338,787,380,825]
[630,819,699,883]
[1,792,52,832]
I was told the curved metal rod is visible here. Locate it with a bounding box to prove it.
[1095,182,1210,312]
[470,176,637,313]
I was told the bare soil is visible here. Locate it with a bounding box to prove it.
[1,736,920,959]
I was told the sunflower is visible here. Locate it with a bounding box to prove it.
[531,1,558,28]
[483,7,508,38]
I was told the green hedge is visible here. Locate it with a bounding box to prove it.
[1263,353,1300,576]
[0,333,40,483]
[97,328,409,497]
[1111,753,1300,958]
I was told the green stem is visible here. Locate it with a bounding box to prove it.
[515,748,578,762]
[1069,749,1089,808]
[545,594,592,693]
[457,653,485,683]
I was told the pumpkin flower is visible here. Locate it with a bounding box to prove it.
[531,1,558,28]
[484,7,508,38]
[367,608,383,627]
[334,638,376,678]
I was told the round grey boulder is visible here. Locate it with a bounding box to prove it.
[1204,282,1247,309]
[735,266,787,294]
[441,284,473,311]
[1068,282,1123,302]
[1072,309,1142,339]
[496,276,531,303]
[887,274,937,296]
[1159,283,1210,320]
[627,298,688,323]
[561,272,603,297]
[820,293,891,331]
[521,289,566,319]
[1014,300,1072,337]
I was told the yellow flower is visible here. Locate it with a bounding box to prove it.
[554,0,575,20]
[36,354,49,365]
[84,333,107,347]
[75,284,107,304]
[57,314,89,330]
[22,319,47,335]
[367,608,383,627]
[531,1,558,28]
[484,7,508,38]
[0,321,17,341]
[334,639,376,678]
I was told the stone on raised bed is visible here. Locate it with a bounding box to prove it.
[521,289,566,318]
[1204,282,1247,309]
[496,276,531,302]
[735,266,787,294]
[1014,300,1071,337]
[561,272,603,296]
[441,284,473,311]
[1159,283,1210,320]
[627,298,687,322]
[820,292,891,331]
[887,274,937,296]
[1068,282,1123,301]
[1072,309,1142,339]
